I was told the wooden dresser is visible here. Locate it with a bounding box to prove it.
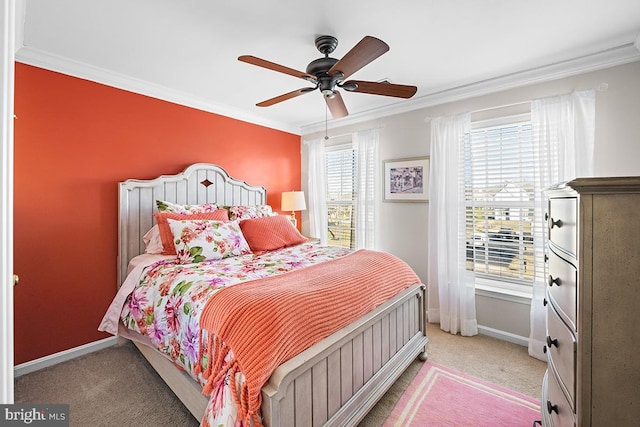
[541,177,640,427]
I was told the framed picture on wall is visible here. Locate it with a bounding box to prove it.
[383,156,430,202]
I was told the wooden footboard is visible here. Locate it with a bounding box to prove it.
[261,283,428,427]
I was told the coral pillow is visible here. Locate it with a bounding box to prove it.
[240,215,307,253]
[155,210,229,255]
[167,219,251,264]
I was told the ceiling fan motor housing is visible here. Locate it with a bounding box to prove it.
[305,57,339,76]
[306,56,340,96]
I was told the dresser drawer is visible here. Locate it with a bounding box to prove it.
[545,367,576,427]
[547,249,577,331]
[546,299,576,409]
[547,197,577,257]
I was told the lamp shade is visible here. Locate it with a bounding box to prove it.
[281,191,306,212]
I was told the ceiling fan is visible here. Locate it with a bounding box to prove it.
[238,35,417,119]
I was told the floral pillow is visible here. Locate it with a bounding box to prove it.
[154,210,229,255]
[156,200,219,214]
[166,219,251,264]
[227,204,276,221]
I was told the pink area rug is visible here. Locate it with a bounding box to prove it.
[383,361,540,426]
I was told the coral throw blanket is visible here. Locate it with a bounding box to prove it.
[196,249,420,426]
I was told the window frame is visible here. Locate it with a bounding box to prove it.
[324,141,357,249]
[466,113,536,298]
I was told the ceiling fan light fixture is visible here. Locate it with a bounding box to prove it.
[318,75,334,95]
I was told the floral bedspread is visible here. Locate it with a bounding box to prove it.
[119,242,351,426]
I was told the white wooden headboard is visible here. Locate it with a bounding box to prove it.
[118,163,266,286]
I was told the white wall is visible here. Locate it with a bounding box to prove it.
[301,61,640,342]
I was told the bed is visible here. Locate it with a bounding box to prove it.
[99,163,429,427]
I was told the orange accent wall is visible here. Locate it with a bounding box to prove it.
[13,63,301,364]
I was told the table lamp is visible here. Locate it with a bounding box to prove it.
[281,191,306,227]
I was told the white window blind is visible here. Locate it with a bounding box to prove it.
[325,144,357,249]
[464,116,544,289]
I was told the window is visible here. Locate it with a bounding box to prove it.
[325,143,357,249]
[464,115,542,292]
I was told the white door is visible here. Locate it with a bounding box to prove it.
[1,0,16,404]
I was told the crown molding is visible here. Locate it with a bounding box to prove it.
[300,40,640,135]
[15,46,300,135]
[15,37,640,138]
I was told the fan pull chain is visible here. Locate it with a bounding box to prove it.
[324,103,329,140]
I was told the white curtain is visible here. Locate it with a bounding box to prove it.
[428,112,478,336]
[306,138,328,245]
[528,90,595,360]
[353,128,380,250]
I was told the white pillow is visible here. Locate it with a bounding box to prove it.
[142,225,164,254]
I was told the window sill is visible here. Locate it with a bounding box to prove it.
[475,282,532,305]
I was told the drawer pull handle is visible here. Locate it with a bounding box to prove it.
[548,275,561,286]
[550,218,563,229]
[546,335,558,348]
[547,400,559,415]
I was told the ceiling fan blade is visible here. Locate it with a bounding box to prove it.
[256,87,316,107]
[239,55,316,82]
[328,36,389,80]
[325,91,349,118]
[343,80,417,98]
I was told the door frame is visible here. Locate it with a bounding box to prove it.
[1,0,16,404]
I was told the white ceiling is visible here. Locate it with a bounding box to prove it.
[15,0,640,134]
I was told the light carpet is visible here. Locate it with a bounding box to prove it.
[383,361,541,427]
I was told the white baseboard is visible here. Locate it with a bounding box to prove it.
[426,309,530,347]
[14,336,120,377]
[478,325,529,347]
[13,326,527,377]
